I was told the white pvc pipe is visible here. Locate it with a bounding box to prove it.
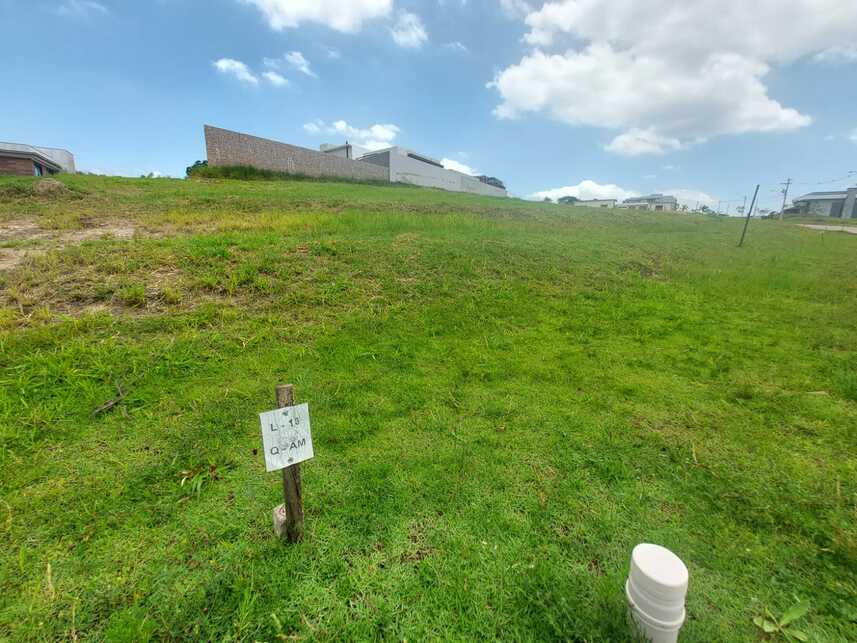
[626,544,689,643]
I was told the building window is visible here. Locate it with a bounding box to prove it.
[33,163,43,177]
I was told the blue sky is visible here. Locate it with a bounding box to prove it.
[2,0,856,212]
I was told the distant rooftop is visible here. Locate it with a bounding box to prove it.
[793,190,852,202]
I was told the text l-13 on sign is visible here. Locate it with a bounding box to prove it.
[259,403,314,472]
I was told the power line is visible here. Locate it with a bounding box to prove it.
[787,170,856,186]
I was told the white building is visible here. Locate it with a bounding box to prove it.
[321,144,507,198]
[619,194,678,211]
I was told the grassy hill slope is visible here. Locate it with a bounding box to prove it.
[1,175,855,641]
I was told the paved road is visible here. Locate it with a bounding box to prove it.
[799,224,857,235]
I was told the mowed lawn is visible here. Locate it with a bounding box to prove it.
[0,175,855,641]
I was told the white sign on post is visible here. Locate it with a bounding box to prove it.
[259,403,314,472]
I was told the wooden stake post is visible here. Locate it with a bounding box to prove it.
[273,384,304,543]
[738,184,760,248]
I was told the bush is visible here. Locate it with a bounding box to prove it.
[187,164,403,188]
[185,160,208,177]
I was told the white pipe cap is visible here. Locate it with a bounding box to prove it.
[630,543,689,604]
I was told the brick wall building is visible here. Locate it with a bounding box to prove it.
[204,125,387,182]
[0,142,75,176]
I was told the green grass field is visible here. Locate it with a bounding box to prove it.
[1,174,855,641]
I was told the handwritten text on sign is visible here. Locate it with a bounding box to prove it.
[260,403,314,472]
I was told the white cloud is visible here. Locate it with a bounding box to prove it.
[325,47,341,59]
[605,128,685,157]
[522,0,857,59]
[57,0,108,16]
[490,44,810,156]
[265,51,316,77]
[491,1,857,154]
[663,189,717,209]
[304,119,400,150]
[530,180,638,202]
[303,120,323,135]
[813,46,857,64]
[213,58,259,85]
[499,0,531,19]
[240,0,392,32]
[850,129,857,143]
[263,71,288,87]
[444,41,469,53]
[390,11,428,48]
[286,51,316,76]
[442,158,477,175]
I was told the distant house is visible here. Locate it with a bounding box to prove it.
[346,146,507,197]
[619,194,678,211]
[576,198,617,208]
[0,142,75,176]
[791,188,857,219]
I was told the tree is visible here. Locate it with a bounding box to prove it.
[558,196,580,204]
[186,160,208,177]
[543,197,553,203]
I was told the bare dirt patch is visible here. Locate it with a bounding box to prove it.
[0,218,137,271]
[0,219,50,241]
[799,224,857,235]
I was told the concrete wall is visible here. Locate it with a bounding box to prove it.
[386,149,506,197]
[34,147,75,173]
[359,150,391,178]
[204,125,388,182]
[842,188,857,219]
[800,199,840,216]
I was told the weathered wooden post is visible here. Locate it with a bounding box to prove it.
[275,384,303,542]
[259,383,314,543]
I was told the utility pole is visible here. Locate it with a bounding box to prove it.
[779,178,792,220]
